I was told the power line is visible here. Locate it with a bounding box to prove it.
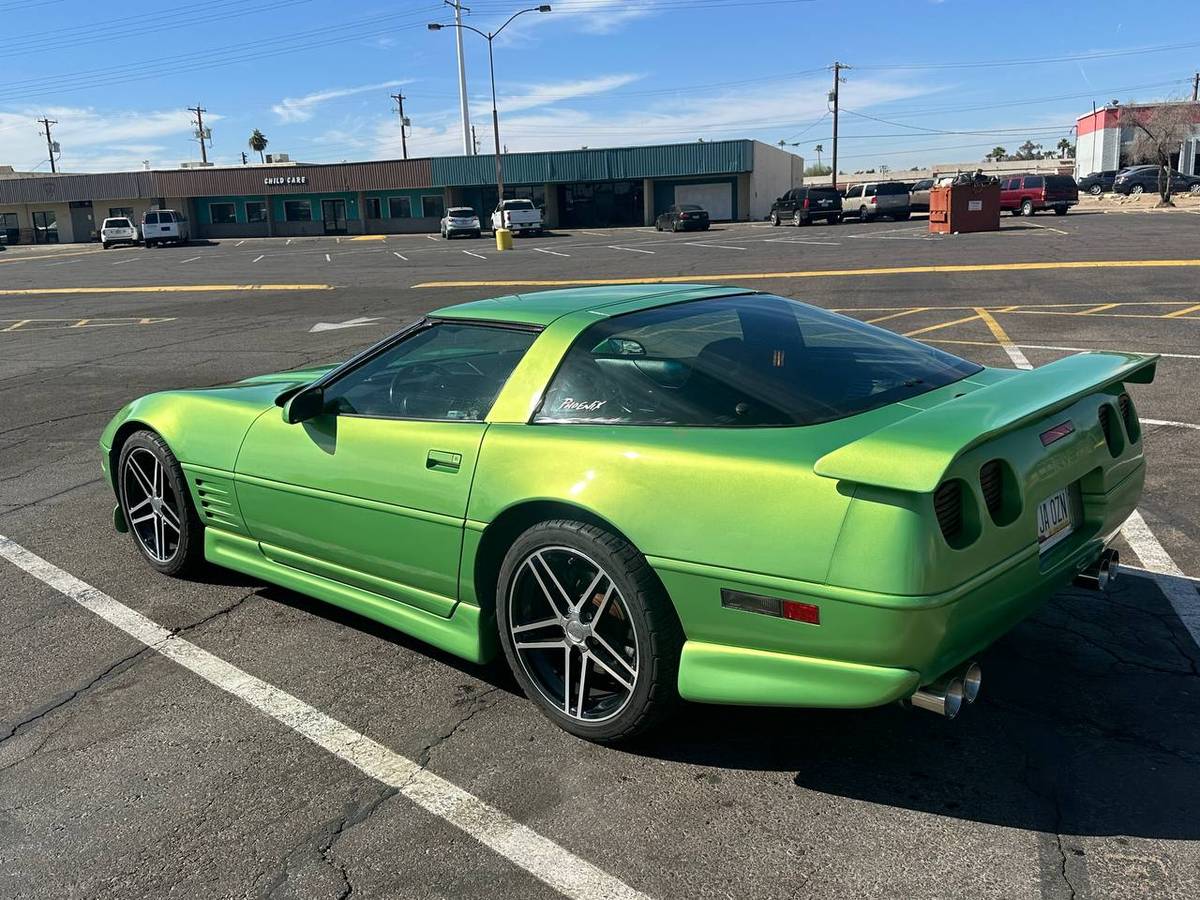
[855,38,1200,71]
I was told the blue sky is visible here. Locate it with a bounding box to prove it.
[1,0,1196,174]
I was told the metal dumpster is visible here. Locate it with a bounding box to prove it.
[929,181,1001,234]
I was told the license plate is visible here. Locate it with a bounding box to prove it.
[1036,487,1074,553]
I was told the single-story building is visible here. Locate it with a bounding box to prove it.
[0,139,802,244]
[1075,101,1200,179]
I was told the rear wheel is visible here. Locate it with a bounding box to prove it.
[496,520,683,743]
[859,206,872,222]
[101,242,110,249]
[770,212,780,226]
[117,430,204,576]
[1020,199,1035,216]
[1089,183,1103,196]
[1130,184,1144,196]
[893,212,911,221]
[1054,206,1068,216]
[829,213,843,225]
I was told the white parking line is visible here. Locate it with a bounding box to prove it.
[763,238,841,246]
[1025,221,1070,236]
[325,253,331,262]
[235,240,245,247]
[426,234,440,242]
[975,308,1032,369]
[1119,512,1200,648]
[0,536,651,900]
[44,258,80,267]
[463,249,488,260]
[534,247,570,257]
[111,257,142,265]
[253,254,265,263]
[580,230,608,237]
[179,256,201,264]
[1014,343,1200,361]
[685,242,746,251]
[393,252,408,261]
[1141,418,1200,431]
[286,238,293,245]
[609,245,654,254]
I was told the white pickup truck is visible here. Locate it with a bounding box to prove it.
[490,199,543,236]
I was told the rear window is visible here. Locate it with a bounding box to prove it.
[502,199,535,210]
[105,218,131,228]
[448,207,475,216]
[160,211,176,223]
[807,189,840,202]
[876,183,909,195]
[1045,176,1076,190]
[535,294,981,427]
[144,212,159,224]
[678,205,703,211]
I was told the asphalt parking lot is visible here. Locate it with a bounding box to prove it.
[2,208,1199,900]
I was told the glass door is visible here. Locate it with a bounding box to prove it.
[32,210,58,244]
[321,199,347,235]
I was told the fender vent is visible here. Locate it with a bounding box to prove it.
[1118,392,1140,442]
[979,460,1004,517]
[1098,404,1122,457]
[934,480,963,542]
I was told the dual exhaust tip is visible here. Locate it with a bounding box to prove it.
[909,661,981,720]
[1074,547,1120,591]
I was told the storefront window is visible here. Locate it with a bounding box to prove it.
[388,197,411,218]
[421,195,445,219]
[32,210,58,243]
[209,202,237,225]
[365,198,382,219]
[0,212,18,245]
[108,207,134,220]
[284,200,312,222]
[246,201,267,223]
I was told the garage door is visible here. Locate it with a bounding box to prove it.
[674,183,732,220]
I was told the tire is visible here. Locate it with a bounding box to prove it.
[770,212,780,226]
[102,242,110,250]
[828,214,843,225]
[1020,199,1035,216]
[116,430,204,577]
[1189,184,1200,196]
[671,221,679,233]
[859,206,872,222]
[1089,184,1103,196]
[1054,206,1068,216]
[496,520,683,743]
[655,222,662,231]
[1130,184,1144,196]
[893,212,911,221]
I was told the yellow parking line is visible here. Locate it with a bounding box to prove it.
[865,307,926,324]
[349,235,387,242]
[1077,302,1118,315]
[903,313,981,337]
[1164,303,1200,318]
[831,300,1200,312]
[412,258,1200,288]
[0,284,332,296]
[975,307,1033,369]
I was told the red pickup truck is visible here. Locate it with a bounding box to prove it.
[999,174,1078,216]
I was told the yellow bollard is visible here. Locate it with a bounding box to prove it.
[494,228,513,251]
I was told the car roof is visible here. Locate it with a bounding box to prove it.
[431,283,750,327]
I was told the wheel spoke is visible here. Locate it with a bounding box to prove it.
[525,553,571,618]
[160,514,180,535]
[126,497,152,515]
[152,458,163,499]
[158,500,180,527]
[588,650,635,693]
[129,511,156,526]
[512,617,560,634]
[590,630,637,679]
[563,647,571,713]
[533,551,575,613]
[586,583,615,626]
[573,569,606,613]
[514,639,568,651]
[575,653,590,718]
[127,456,155,497]
[153,512,163,560]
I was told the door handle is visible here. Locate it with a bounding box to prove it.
[426,450,462,472]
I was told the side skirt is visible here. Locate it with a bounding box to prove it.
[205,528,496,664]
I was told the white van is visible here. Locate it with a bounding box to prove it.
[142,209,190,247]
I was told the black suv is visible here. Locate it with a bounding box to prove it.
[769,186,843,226]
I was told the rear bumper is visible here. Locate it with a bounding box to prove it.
[663,461,1143,708]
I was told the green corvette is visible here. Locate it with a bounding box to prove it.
[100,285,1155,741]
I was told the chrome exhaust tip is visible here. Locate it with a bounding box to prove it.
[909,677,965,719]
[961,661,982,704]
[1074,547,1120,591]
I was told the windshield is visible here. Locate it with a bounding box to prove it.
[535,294,982,427]
[105,218,131,228]
[502,199,535,210]
[448,207,476,217]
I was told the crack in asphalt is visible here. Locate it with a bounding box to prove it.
[0,477,103,520]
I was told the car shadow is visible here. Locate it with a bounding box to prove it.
[623,573,1200,840]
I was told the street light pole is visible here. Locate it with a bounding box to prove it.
[429,5,551,206]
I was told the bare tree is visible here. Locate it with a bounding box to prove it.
[1122,103,1194,206]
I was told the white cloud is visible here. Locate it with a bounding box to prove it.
[0,106,215,171]
[271,80,410,123]
[491,74,644,115]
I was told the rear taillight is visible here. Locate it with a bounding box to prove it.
[979,460,1003,518]
[934,480,963,542]
[1118,392,1140,442]
[803,198,810,209]
[870,196,877,204]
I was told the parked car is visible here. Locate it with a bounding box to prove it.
[440,206,481,239]
[491,199,543,236]
[100,285,1152,741]
[100,216,140,249]
[769,187,843,226]
[655,204,710,232]
[141,209,190,247]
[1077,170,1118,196]
[1111,165,1200,196]
[908,178,936,212]
[999,174,1078,216]
[842,182,911,222]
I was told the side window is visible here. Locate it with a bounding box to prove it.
[144,212,159,225]
[865,185,877,197]
[1024,175,1044,189]
[325,323,536,421]
[1003,178,1019,190]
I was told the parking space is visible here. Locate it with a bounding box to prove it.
[2,208,1199,900]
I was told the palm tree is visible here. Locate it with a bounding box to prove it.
[814,143,824,168]
[248,129,269,163]
[986,146,1007,162]
[1056,137,1074,159]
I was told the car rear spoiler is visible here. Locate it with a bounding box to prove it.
[813,352,1158,493]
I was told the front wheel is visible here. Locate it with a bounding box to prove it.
[1089,184,1103,196]
[770,212,780,226]
[496,520,683,743]
[102,242,110,250]
[1129,184,1144,196]
[117,430,204,576]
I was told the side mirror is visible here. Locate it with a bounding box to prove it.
[282,386,326,424]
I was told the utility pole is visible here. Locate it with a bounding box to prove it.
[241,151,248,165]
[829,62,846,191]
[37,117,58,172]
[445,0,472,154]
[471,124,480,155]
[391,92,409,159]
[1193,71,1199,102]
[187,104,209,164]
